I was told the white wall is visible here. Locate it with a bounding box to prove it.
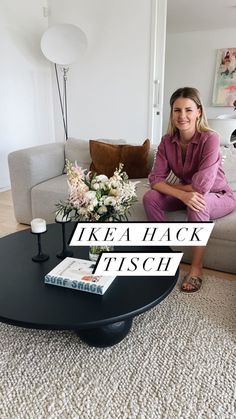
[0,0,55,190]
[48,0,153,143]
[163,28,236,134]
[2,0,165,190]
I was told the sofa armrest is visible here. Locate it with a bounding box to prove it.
[8,142,65,224]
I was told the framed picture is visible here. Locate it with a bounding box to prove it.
[212,48,236,106]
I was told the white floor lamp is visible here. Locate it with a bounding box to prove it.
[40,24,87,140]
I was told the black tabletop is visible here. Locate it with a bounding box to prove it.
[0,223,179,330]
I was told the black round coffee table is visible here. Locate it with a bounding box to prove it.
[0,223,179,347]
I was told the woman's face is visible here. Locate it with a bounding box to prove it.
[171,97,201,136]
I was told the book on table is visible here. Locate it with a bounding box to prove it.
[44,257,116,295]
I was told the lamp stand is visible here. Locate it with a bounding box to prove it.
[54,64,69,140]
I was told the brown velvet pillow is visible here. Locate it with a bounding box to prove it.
[90,139,150,178]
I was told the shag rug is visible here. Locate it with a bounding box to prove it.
[0,272,235,419]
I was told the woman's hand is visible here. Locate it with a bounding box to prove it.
[180,191,206,212]
[152,182,206,212]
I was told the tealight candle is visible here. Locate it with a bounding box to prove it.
[31,218,47,234]
[55,211,70,223]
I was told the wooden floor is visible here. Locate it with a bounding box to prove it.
[0,190,29,235]
[0,190,235,281]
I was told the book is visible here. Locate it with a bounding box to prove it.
[44,257,116,295]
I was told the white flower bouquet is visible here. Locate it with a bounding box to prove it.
[56,160,138,222]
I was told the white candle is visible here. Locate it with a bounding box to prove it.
[55,211,70,223]
[31,218,47,233]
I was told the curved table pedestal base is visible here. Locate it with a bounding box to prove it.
[76,318,133,347]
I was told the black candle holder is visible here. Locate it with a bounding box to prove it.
[31,231,49,262]
[56,220,74,259]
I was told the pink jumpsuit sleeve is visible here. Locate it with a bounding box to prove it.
[192,132,221,194]
[148,137,171,188]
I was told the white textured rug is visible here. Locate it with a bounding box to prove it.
[0,272,235,419]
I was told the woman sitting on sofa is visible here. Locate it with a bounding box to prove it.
[143,87,236,293]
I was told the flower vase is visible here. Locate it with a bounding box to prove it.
[89,245,114,262]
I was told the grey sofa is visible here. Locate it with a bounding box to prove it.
[8,138,236,273]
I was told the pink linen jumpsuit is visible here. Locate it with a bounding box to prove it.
[143,131,236,222]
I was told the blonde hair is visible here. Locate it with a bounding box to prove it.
[167,87,210,135]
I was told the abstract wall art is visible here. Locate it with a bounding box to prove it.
[212,48,236,106]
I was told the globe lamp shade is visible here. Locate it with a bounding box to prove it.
[40,23,87,66]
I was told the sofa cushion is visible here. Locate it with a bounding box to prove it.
[31,174,69,223]
[129,178,150,221]
[90,139,150,178]
[209,208,236,241]
[221,146,236,191]
[65,138,91,170]
[165,206,236,242]
[31,175,150,223]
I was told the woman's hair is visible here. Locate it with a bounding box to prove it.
[167,87,210,135]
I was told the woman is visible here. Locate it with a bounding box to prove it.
[143,87,236,293]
